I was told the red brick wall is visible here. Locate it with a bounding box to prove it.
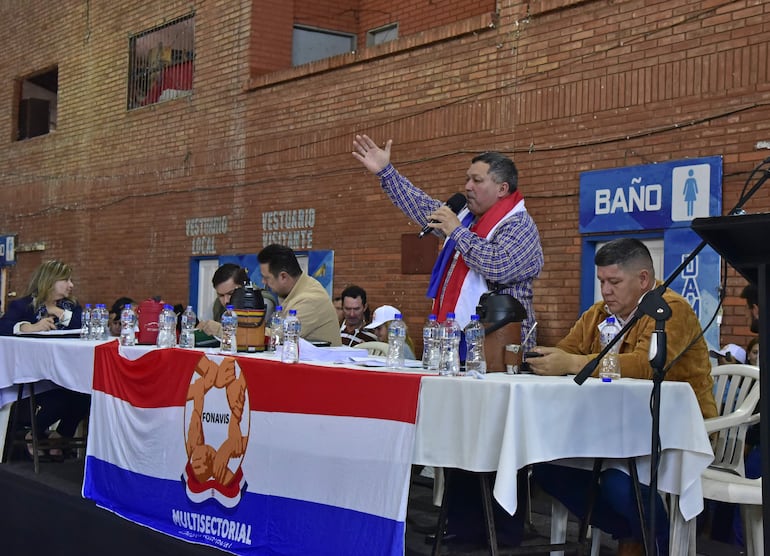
[295,0,358,33]
[1,0,768,355]
[250,0,295,74]
[355,0,495,44]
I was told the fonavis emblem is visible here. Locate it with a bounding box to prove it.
[183,354,250,508]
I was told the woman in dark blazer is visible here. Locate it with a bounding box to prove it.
[0,260,90,459]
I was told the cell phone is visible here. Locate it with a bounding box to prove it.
[518,361,535,374]
[524,351,543,358]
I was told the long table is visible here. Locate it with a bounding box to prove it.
[0,336,714,555]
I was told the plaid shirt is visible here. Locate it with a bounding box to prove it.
[377,163,544,348]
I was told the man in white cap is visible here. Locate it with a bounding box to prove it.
[709,343,747,365]
[365,305,416,359]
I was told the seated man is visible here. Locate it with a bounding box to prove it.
[108,297,135,337]
[197,263,276,340]
[528,238,717,556]
[365,305,417,359]
[257,244,341,346]
[339,285,378,346]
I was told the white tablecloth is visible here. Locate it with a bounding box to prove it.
[0,337,104,407]
[0,336,714,525]
[0,337,158,452]
[413,372,714,521]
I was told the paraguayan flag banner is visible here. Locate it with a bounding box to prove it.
[83,342,422,555]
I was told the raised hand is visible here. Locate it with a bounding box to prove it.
[352,134,392,174]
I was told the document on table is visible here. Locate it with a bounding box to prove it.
[296,338,369,363]
[348,356,424,368]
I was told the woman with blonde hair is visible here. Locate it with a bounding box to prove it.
[0,260,83,335]
[0,260,90,459]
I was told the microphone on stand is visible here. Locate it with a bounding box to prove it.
[418,193,467,238]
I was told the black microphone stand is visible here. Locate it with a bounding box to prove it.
[573,160,770,556]
[637,290,672,556]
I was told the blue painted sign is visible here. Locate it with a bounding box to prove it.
[217,251,334,297]
[663,227,720,351]
[0,235,16,267]
[578,156,723,352]
[579,157,722,233]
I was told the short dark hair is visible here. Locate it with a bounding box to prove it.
[212,263,248,288]
[257,244,302,278]
[595,238,654,277]
[471,151,519,193]
[340,285,367,306]
[741,284,758,308]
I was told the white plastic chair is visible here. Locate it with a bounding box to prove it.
[700,470,762,556]
[692,364,762,556]
[355,341,389,357]
[708,364,761,476]
[550,499,600,556]
[670,364,761,556]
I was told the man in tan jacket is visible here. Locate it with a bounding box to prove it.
[257,244,341,347]
[529,237,716,556]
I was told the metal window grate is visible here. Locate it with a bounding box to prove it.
[127,13,195,110]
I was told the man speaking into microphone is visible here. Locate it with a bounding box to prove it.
[352,134,543,350]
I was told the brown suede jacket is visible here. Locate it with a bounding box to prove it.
[557,284,717,419]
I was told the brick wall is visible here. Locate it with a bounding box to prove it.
[0,0,768,355]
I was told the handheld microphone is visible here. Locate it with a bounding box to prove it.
[418,193,467,238]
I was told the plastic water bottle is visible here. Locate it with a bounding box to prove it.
[99,303,109,340]
[422,314,441,371]
[268,305,284,351]
[156,304,177,348]
[220,304,238,354]
[281,309,300,364]
[439,312,462,376]
[386,313,407,369]
[599,316,622,381]
[80,303,92,340]
[90,304,104,340]
[119,304,136,346]
[464,314,487,374]
[179,305,196,348]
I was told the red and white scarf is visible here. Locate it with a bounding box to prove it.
[431,191,525,327]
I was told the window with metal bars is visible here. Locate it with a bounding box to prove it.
[127,14,195,110]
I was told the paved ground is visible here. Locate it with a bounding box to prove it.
[0,454,747,556]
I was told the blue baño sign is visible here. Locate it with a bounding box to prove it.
[579,156,722,233]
